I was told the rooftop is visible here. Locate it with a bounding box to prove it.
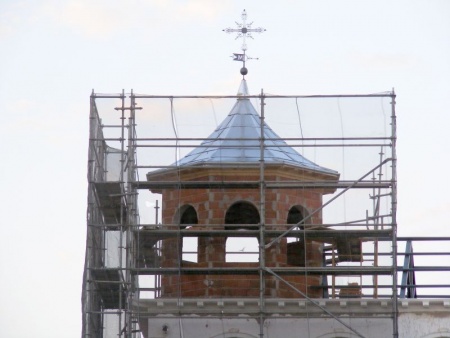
[175,80,338,176]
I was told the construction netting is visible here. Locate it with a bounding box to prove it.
[84,89,402,338]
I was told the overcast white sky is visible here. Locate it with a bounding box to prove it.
[1,1,449,337]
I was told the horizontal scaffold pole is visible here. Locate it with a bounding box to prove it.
[131,266,393,276]
[132,180,392,190]
[132,93,394,99]
[133,229,392,239]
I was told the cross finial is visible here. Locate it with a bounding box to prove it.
[223,9,266,78]
[223,9,266,52]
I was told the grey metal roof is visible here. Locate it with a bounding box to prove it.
[176,80,337,175]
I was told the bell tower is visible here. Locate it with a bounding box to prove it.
[146,79,339,299]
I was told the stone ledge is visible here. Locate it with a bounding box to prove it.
[134,298,450,317]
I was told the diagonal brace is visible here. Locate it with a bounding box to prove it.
[264,267,366,338]
[265,158,392,249]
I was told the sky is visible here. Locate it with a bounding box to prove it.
[0,1,449,337]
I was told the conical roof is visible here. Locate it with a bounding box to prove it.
[175,80,337,176]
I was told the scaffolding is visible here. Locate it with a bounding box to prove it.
[82,89,450,338]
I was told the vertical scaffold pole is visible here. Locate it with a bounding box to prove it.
[259,89,266,338]
[118,89,125,337]
[127,90,137,338]
[82,92,96,338]
[390,90,398,338]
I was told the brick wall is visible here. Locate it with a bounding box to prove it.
[151,168,335,299]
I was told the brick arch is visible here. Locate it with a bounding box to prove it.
[225,200,260,262]
[225,200,260,230]
[286,203,323,270]
[173,204,198,227]
[287,204,310,228]
[286,204,309,245]
[174,204,199,262]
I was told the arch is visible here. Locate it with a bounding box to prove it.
[174,205,198,229]
[225,201,260,262]
[286,204,323,269]
[316,332,356,338]
[422,333,450,338]
[175,204,198,262]
[287,204,309,227]
[286,204,309,243]
[210,333,258,338]
[225,201,260,230]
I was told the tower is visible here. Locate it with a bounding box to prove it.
[145,79,339,300]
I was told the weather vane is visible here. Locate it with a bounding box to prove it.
[223,9,266,78]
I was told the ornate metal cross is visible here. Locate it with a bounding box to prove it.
[223,9,266,52]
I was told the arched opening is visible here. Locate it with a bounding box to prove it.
[225,201,260,262]
[176,205,198,262]
[286,205,308,243]
[286,205,310,267]
[178,205,198,227]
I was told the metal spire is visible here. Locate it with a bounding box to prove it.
[223,9,266,78]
